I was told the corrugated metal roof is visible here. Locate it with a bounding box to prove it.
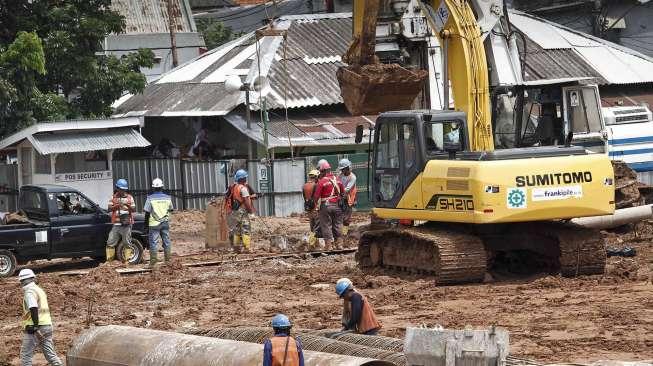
[510,10,653,85]
[29,128,151,155]
[115,13,350,117]
[223,109,375,148]
[111,0,196,34]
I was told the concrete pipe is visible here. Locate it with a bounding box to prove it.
[67,325,397,366]
[571,204,653,229]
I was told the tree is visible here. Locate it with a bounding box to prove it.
[196,18,241,50]
[0,0,155,138]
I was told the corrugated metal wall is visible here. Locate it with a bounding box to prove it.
[113,159,227,210]
[0,164,18,212]
[112,155,371,216]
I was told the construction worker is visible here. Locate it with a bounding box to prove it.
[337,158,357,238]
[263,314,305,366]
[313,160,345,250]
[302,169,320,248]
[18,269,63,366]
[144,178,174,266]
[226,169,256,253]
[335,278,381,335]
[106,179,136,262]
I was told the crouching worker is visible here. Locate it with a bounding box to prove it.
[263,314,305,366]
[335,278,382,335]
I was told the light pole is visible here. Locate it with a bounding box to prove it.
[225,75,271,160]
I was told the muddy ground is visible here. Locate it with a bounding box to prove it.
[0,212,651,365]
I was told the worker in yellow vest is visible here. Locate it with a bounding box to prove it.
[144,178,174,267]
[263,314,305,366]
[18,269,63,366]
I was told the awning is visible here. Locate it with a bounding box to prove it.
[29,128,150,155]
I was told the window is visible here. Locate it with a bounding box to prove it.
[376,123,400,169]
[19,190,47,211]
[55,152,108,174]
[34,152,51,174]
[424,120,463,155]
[403,124,416,169]
[55,192,96,215]
[568,87,602,134]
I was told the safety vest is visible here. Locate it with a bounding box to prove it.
[22,284,52,328]
[110,194,135,225]
[341,173,358,206]
[270,336,300,366]
[316,175,341,206]
[147,193,173,227]
[302,182,316,211]
[343,290,381,334]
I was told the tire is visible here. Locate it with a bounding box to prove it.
[0,250,17,278]
[116,237,145,265]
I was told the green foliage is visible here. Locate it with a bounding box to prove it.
[0,0,154,138]
[196,18,241,50]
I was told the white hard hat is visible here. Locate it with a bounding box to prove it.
[152,178,164,188]
[18,269,35,281]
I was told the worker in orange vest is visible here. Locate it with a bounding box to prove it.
[337,158,357,238]
[302,169,320,249]
[226,169,256,253]
[263,314,305,366]
[335,278,382,335]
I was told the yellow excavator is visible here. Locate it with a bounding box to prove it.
[338,0,638,283]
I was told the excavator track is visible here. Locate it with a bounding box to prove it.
[357,221,606,284]
[357,226,487,284]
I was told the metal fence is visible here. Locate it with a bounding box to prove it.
[112,159,228,211]
[0,164,18,212]
[112,154,371,216]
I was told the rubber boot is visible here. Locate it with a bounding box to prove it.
[122,247,134,265]
[232,235,242,253]
[308,232,317,249]
[335,237,344,250]
[342,226,349,236]
[242,234,252,253]
[324,240,334,251]
[164,247,172,263]
[148,249,158,268]
[105,247,116,262]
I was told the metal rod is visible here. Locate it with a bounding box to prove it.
[442,34,450,110]
[245,89,253,159]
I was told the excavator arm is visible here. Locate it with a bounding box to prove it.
[340,0,497,150]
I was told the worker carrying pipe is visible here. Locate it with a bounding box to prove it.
[18,269,63,366]
[335,278,382,335]
[263,314,305,366]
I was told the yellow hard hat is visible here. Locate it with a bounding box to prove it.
[308,169,320,177]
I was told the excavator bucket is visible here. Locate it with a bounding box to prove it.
[337,64,428,116]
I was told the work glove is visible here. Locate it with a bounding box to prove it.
[248,213,256,220]
[25,325,37,334]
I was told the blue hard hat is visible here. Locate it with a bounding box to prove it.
[335,278,352,297]
[116,179,128,190]
[271,314,291,329]
[234,169,248,181]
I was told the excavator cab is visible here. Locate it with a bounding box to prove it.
[371,110,466,208]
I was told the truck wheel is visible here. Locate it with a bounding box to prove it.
[0,250,17,278]
[117,238,145,265]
